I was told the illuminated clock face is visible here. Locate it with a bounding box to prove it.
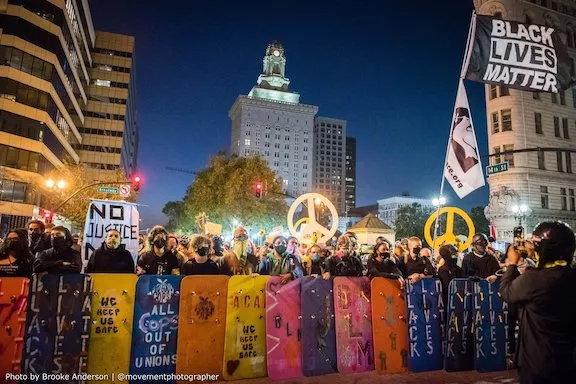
[273,50,280,57]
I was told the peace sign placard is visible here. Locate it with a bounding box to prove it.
[424,207,475,252]
[287,193,339,245]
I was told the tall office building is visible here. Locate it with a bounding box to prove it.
[345,136,357,213]
[312,116,346,214]
[475,0,576,238]
[229,42,318,197]
[0,0,137,234]
[76,31,138,180]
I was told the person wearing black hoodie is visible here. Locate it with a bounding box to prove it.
[86,229,135,273]
[0,228,33,277]
[437,244,465,304]
[27,219,51,256]
[462,234,501,283]
[33,226,82,274]
[367,241,404,288]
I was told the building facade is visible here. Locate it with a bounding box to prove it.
[312,116,346,214]
[77,31,138,180]
[475,0,576,239]
[229,42,318,197]
[377,196,434,228]
[0,0,137,235]
[345,136,357,213]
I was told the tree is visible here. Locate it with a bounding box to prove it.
[469,206,490,235]
[394,203,431,241]
[163,154,289,233]
[38,161,137,227]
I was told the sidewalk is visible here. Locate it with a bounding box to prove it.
[231,370,518,384]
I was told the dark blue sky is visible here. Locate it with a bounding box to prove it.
[89,0,489,228]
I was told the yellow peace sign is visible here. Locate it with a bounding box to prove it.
[294,218,309,232]
[424,207,475,252]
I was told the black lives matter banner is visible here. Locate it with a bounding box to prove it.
[465,14,574,93]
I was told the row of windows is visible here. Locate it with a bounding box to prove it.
[93,63,131,74]
[493,145,573,174]
[91,79,129,89]
[0,110,69,160]
[0,77,73,141]
[0,178,36,204]
[533,88,576,109]
[72,144,121,154]
[533,113,572,138]
[88,94,126,105]
[527,0,576,18]
[78,127,124,137]
[84,111,125,121]
[0,144,54,174]
[84,162,120,170]
[92,47,133,58]
[491,109,512,133]
[317,123,343,131]
[540,186,576,211]
[0,45,80,120]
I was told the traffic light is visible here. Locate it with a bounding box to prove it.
[132,175,141,192]
[255,182,262,198]
[42,209,53,223]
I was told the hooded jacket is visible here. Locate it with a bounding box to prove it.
[86,242,135,273]
[33,247,82,274]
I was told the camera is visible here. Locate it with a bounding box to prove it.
[513,226,525,249]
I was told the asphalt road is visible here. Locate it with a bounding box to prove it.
[228,370,519,384]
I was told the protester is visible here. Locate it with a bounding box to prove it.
[0,229,33,277]
[437,244,465,303]
[259,235,304,284]
[167,234,187,265]
[367,240,404,288]
[71,233,82,252]
[287,236,301,258]
[462,233,500,282]
[181,235,220,275]
[232,226,258,274]
[27,219,50,256]
[33,226,82,274]
[307,244,325,276]
[137,225,180,275]
[323,235,364,279]
[397,236,435,283]
[86,229,135,273]
[500,221,576,383]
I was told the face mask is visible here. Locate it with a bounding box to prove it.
[7,240,24,252]
[412,247,421,255]
[51,237,67,250]
[274,245,287,255]
[197,246,210,257]
[382,252,390,258]
[29,232,41,242]
[312,254,320,262]
[154,238,166,249]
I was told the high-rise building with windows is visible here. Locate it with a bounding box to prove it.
[475,0,576,238]
[312,117,346,214]
[0,0,137,235]
[345,136,357,213]
[229,42,318,197]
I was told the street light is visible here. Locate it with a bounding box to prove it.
[510,204,532,229]
[45,178,66,190]
[432,196,447,207]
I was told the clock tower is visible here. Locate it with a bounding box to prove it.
[248,41,300,103]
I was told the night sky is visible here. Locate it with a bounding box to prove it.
[89,0,489,229]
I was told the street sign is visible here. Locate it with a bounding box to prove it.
[98,186,119,194]
[486,161,509,176]
[119,184,131,198]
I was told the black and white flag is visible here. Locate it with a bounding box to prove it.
[444,79,485,198]
[465,14,573,93]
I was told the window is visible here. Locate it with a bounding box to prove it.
[503,144,514,167]
[245,131,250,136]
[493,146,502,164]
[92,79,111,87]
[244,139,250,146]
[501,109,512,131]
[541,186,549,209]
[552,93,558,104]
[554,116,561,137]
[561,188,568,210]
[489,85,498,100]
[567,152,573,173]
[560,91,566,105]
[557,151,564,172]
[570,189,575,211]
[538,150,546,170]
[500,86,509,96]
[573,89,576,108]
[563,118,569,138]
[535,112,543,134]
[0,178,35,204]
[569,28,575,48]
[533,92,541,100]
[492,112,500,133]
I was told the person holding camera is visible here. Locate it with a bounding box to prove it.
[500,221,576,383]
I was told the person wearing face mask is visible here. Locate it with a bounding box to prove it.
[259,236,304,284]
[367,241,404,288]
[500,222,576,383]
[27,219,51,256]
[462,233,501,282]
[323,235,364,279]
[437,244,465,304]
[181,235,220,275]
[306,244,325,276]
[397,237,435,283]
[86,229,135,273]
[33,226,81,274]
[136,225,180,275]
[0,229,33,277]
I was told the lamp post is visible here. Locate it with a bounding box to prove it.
[45,178,66,190]
[511,204,531,233]
[431,196,447,256]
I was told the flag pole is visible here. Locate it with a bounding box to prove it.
[432,11,477,256]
